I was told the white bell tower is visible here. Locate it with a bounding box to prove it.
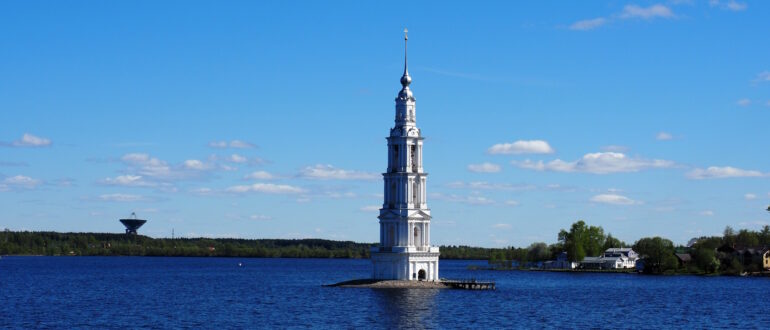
[371,29,440,281]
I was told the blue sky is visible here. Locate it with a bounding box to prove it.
[1,0,769,247]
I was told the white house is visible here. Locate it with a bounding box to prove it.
[603,248,638,269]
[578,248,638,270]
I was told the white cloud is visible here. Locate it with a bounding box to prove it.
[745,193,757,200]
[225,183,305,194]
[656,132,673,140]
[121,153,178,180]
[492,223,512,230]
[726,1,747,11]
[736,98,751,106]
[208,140,257,149]
[430,192,495,205]
[570,18,607,31]
[700,210,715,217]
[183,159,208,170]
[228,154,248,163]
[590,194,639,205]
[249,214,272,221]
[0,175,42,191]
[487,140,554,155]
[754,71,770,83]
[101,175,155,187]
[300,164,377,180]
[504,200,520,206]
[3,133,52,147]
[620,4,675,19]
[229,140,256,149]
[569,3,674,32]
[686,166,765,179]
[190,187,213,195]
[98,193,145,202]
[322,191,357,199]
[359,205,381,212]
[711,0,747,11]
[467,162,501,173]
[513,152,674,174]
[446,181,535,191]
[244,170,274,180]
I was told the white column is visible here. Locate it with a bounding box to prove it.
[418,143,423,171]
[406,142,412,173]
[421,222,425,246]
[406,178,411,206]
[408,223,412,246]
[396,178,401,206]
[421,177,426,207]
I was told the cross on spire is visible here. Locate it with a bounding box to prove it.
[401,28,411,88]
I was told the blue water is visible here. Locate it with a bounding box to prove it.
[1,257,768,329]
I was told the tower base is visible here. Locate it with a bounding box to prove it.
[371,248,439,281]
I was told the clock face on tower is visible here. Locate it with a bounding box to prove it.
[407,128,418,137]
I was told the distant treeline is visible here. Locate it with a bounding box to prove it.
[487,220,770,275]
[0,231,493,259]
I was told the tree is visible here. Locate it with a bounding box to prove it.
[735,229,759,247]
[603,233,626,251]
[694,246,719,273]
[527,242,550,262]
[584,226,606,257]
[634,237,677,274]
[723,226,736,246]
[559,220,607,262]
[759,225,770,246]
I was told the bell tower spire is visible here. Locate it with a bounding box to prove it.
[395,28,416,126]
[401,28,411,88]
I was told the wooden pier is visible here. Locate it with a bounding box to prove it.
[441,279,495,290]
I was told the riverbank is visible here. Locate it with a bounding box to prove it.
[469,265,635,274]
[467,265,770,277]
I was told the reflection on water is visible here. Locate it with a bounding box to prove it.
[373,288,440,329]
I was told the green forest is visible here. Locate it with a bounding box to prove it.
[0,230,492,260]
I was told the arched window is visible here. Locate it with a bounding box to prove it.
[393,145,399,170]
